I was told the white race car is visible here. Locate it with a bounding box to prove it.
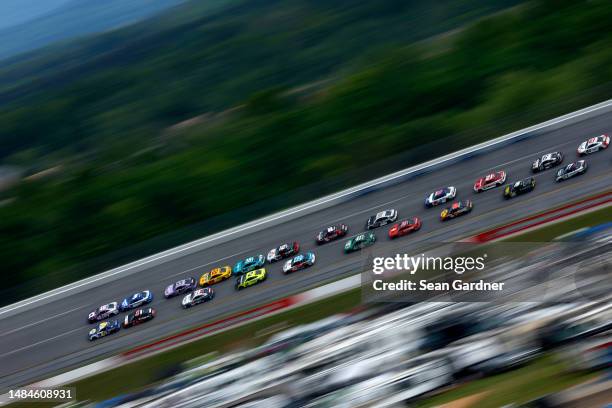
[532,152,563,172]
[365,209,398,229]
[555,160,587,182]
[577,135,609,156]
[425,187,456,207]
[88,302,119,323]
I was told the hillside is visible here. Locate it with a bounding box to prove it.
[0,0,190,61]
[0,0,520,162]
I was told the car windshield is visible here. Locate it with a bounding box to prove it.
[279,244,289,251]
[433,190,446,199]
[293,255,304,263]
[566,164,575,171]
[131,293,141,301]
[484,174,496,182]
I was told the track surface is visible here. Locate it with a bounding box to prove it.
[0,112,610,391]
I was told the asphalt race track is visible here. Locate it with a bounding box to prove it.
[0,112,610,391]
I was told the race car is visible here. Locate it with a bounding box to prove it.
[181,288,214,308]
[164,277,197,298]
[365,209,398,230]
[503,177,535,199]
[123,307,156,328]
[119,290,153,312]
[388,217,422,239]
[267,241,300,263]
[88,320,121,341]
[282,252,316,274]
[316,224,348,244]
[440,200,473,221]
[425,187,457,207]
[199,266,232,287]
[532,152,563,172]
[88,302,119,323]
[235,268,267,290]
[555,160,587,182]
[233,255,265,276]
[344,232,376,253]
[577,135,609,156]
[473,171,506,193]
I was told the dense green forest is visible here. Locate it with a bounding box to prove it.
[1,0,611,302]
[0,0,518,162]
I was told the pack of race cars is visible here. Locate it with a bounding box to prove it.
[86,135,608,342]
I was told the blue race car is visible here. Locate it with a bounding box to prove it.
[88,320,121,341]
[233,255,265,276]
[119,290,153,312]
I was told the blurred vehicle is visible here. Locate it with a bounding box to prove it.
[555,160,587,182]
[235,268,267,290]
[87,302,119,323]
[119,290,153,312]
[344,232,376,253]
[539,307,612,350]
[88,320,121,341]
[164,277,196,298]
[562,332,611,371]
[282,252,316,274]
[316,224,348,244]
[504,177,536,199]
[425,186,456,207]
[473,170,506,192]
[181,288,214,308]
[440,200,473,221]
[366,209,398,230]
[388,217,421,239]
[577,134,609,155]
[446,334,505,378]
[123,307,156,328]
[199,266,232,287]
[233,255,265,276]
[532,152,563,172]
[267,241,300,263]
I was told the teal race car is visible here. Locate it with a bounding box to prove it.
[344,232,376,253]
[233,255,265,275]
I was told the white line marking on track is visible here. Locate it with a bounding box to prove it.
[0,307,85,337]
[0,328,81,358]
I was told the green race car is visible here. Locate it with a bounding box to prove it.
[235,268,267,290]
[344,232,376,253]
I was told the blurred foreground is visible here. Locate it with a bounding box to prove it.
[83,230,610,408]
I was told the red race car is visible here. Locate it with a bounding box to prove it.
[473,170,506,193]
[388,217,422,239]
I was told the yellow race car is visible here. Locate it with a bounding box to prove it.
[199,266,232,287]
[235,268,267,290]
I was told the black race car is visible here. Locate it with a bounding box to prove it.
[503,177,535,199]
[316,224,348,244]
[532,152,563,172]
[123,307,156,328]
